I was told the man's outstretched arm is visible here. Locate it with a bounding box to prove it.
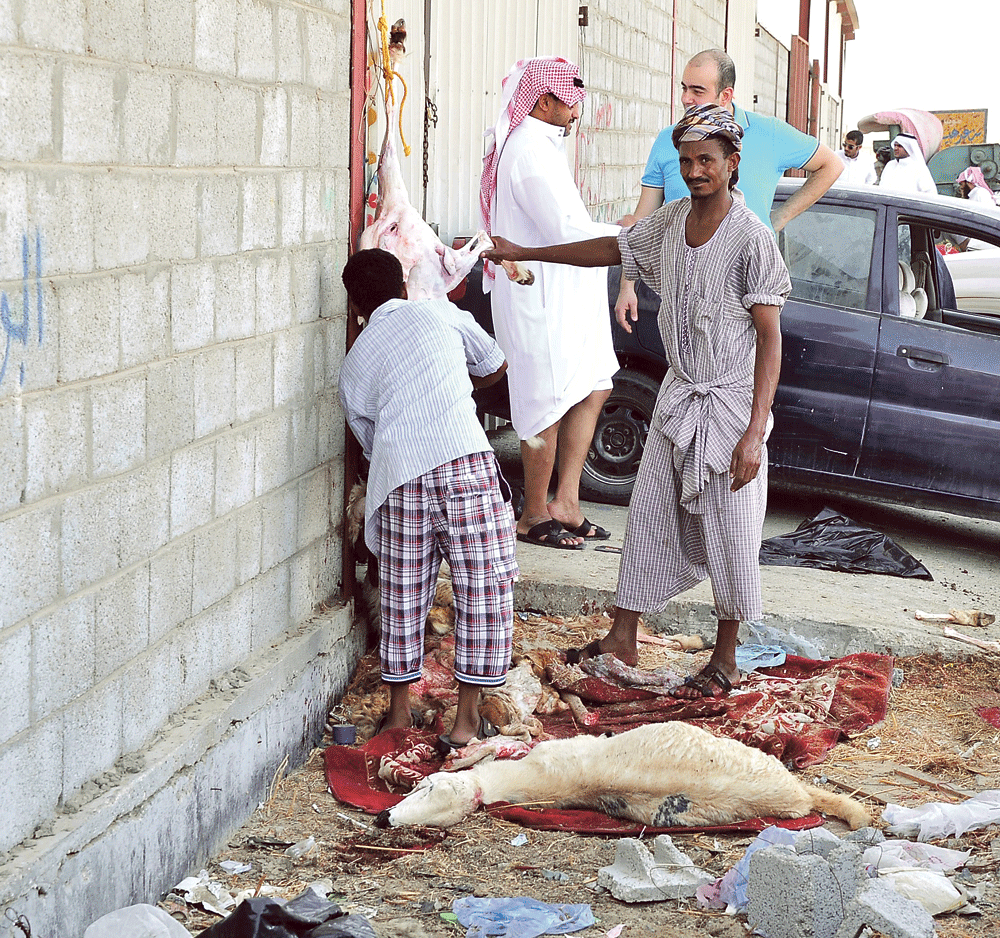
[770,143,843,232]
[483,235,622,269]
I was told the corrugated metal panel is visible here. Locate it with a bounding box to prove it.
[367,1,578,245]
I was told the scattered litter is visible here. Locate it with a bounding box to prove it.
[943,626,1000,655]
[915,609,995,627]
[452,896,594,937]
[337,812,370,830]
[542,869,569,882]
[218,860,252,875]
[883,790,1000,841]
[696,826,797,912]
[744,619,826,660]
[603,927,625,938]
[284,835,316,859]
[173,870,235,917]
[510,832,528,847]
[877,869,965,916]
[735,643,786,672]
[83,904,190,938]
[867,736,881,751]
[863,839,970,873]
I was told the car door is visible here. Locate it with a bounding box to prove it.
[770,198,884,479]
[857,213,1000,510]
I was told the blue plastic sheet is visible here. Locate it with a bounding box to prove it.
[452,897,594,938]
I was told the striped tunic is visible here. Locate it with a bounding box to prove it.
[615,192,791,620]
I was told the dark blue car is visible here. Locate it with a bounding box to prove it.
[456,180,1000,519]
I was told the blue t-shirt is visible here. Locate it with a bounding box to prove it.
[640,104,819,228]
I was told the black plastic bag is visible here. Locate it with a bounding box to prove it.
[195,887,375,938]
[759,507,933,579]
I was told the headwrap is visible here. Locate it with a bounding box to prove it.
[671,103,743,151]
[891,133,924,163]
[957,166,992,193]
[479,57,587,287]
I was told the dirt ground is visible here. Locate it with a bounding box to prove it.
[164,653,1000,938]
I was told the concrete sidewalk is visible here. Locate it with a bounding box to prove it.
[512,489,1000,660]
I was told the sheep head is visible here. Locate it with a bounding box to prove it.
[374,771,482,829]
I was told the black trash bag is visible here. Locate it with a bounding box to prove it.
[759,507,933,579]
[195,886,373,938]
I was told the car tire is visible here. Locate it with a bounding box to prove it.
[581,368,660,506]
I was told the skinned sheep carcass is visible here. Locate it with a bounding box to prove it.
[375,721,871,831]
[360,94,532,298]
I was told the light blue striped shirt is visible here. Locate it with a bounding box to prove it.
[339,296,506,551]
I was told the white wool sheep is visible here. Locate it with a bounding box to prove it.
[375,721,870,830]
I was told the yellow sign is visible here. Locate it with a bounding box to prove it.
[932,110,987,148]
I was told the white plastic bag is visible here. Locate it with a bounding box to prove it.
[878,869,965,915]
[83,904,190,938]
[882,790,1000,841]
[863,839,970,873]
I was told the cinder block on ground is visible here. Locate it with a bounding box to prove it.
[833,879,935,938]
[747,847,842,938]
[598,835,713,902]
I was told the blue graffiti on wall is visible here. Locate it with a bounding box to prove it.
[0,230,44,388]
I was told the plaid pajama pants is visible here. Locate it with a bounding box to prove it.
[376,451,518,686]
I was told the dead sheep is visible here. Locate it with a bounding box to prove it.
[375,721,870,830]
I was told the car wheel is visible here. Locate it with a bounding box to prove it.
[581,368,660,506]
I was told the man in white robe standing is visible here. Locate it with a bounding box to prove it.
[835,130,877,186]
[878,133,936,194]
[480,57,620,549]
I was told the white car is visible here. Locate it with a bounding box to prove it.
[942,245,1000,316]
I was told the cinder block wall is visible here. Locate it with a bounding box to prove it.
[0,0,351,859]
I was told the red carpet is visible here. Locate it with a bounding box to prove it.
[324,652,893,834]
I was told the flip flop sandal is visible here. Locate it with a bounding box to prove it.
[672,663,737,699]
[516,519,584,550]
[568,517,611,540]
[435,717,499,757]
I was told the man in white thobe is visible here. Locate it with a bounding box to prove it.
[878,133,936,195]
[835,130,877,187]
[480,57,620,549]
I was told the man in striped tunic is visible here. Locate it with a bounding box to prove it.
[339,249,518,745]
[484,104,791,698]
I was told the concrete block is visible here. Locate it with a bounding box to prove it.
[145,0,194,68]
[289,547,317,624]
[194,0,237,77]
[115,462,171,569]
[279,170,304,246]
[199,173,240,258]
[320,240,349,320]
[61,480,118,594]
[256,252,293,333]
[317,94,349,169]
[2,267,57,395]
[61,62,118,165]
[212,586,254,674]
[236,500,263,584]
[318,392,345,463]
[149,541,193,643]
[236,0,275,82]
[0,625,31,745]
[597,835,713,902]
[93,172,151,268]
[193,345,236,437]
[193,517,238,615]
[21,0,84,52]
[28,170,94,276]
[170,261,215,353]
[274,327,309,407]
[289,248,320,322]
[170,440,215,537]
[250,562,289,648]
[328,168,349,241]
[794,825,848,859]
[95,565,150,681]
[311,328,326,396]
[55,275,120,383]
[146,357,195,459]
[120,638,180,751]
[31,592,96,720]
[254,410,291,495]
[85,0,144,61]
[275,5,304,83]
[0,170,29,281]
[62,678,123,796]
[261,485,298,572]
[832,880,935,938]
[215,426,255,517]
[303,171,335,242]
[290,402,319,478]
[241,174,279,251]
[0,714,63,854]
[148,174,198,262]
[843,826,886,847]
[289,88,320,167]
[748,847,840,938]
[176,76,218,166]
[302,9,338,90]
[216,81,257,167]
[215,254,256,341]
[174,614,217,699]
[298,466,331,549]
[91,373,147,478]
[235,337,273,423]
[315,529,340,603]
[0,54,54,162]
[261,87,289,166]
[24,386,87,500]
[0,398,25,515]
[120,267,170,368]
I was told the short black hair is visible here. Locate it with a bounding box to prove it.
[846,130,863,145]
[342,248,405,317]
[675,133,740,190]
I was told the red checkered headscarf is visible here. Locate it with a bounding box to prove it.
[479,56,586,285]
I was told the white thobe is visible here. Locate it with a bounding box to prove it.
[835,150,877,186]
[490,116,620,439]
[968,186,997,207]
[879,156,936,195]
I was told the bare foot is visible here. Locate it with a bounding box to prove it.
[565,636,639,668]
[670,662,740,699]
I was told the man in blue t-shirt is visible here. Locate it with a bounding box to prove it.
[615,48,842,327]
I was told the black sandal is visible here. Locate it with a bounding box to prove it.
[435,717,499,757]
[671,663,738,699]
